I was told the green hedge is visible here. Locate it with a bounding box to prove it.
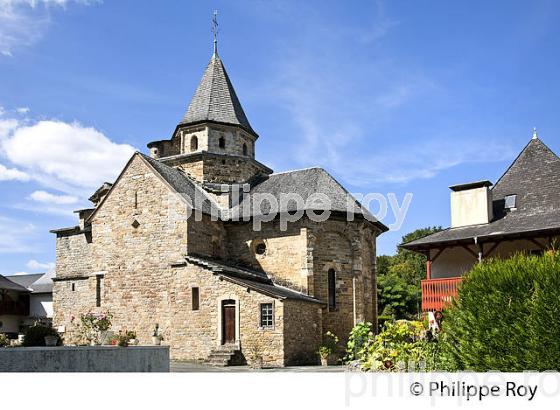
[441,252,560,371]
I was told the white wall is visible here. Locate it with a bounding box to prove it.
[30,294,53,318]
[450,187,493,228]
[430,237,552,279]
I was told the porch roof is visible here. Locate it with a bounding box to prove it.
[178,255,324,304]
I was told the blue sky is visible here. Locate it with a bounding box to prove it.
[1,0,559,276]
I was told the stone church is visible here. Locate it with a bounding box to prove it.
[51,42,387,366]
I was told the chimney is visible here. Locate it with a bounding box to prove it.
[449,180,493,228]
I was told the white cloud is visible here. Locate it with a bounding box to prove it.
[0,0,98,57]
[0,162,29,181]
[26,258,55,272]
[1,119,135,192]
[15,106,29,114]
[28,190,78,204]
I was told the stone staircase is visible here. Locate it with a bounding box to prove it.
[207,344,241,367]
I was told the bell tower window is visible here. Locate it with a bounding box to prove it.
[190,136,198,152]
[242,143,247,156]
[219,136,226,149]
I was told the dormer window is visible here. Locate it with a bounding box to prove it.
[504,194,517,210]
[219,136,226,149]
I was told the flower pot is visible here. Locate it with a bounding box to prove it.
[45,336,58,347]
[320,357,328,367]
[152,336,161,346]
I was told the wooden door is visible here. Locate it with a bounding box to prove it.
[222,300,236,344]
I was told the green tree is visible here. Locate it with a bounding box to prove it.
[377,226,443,319]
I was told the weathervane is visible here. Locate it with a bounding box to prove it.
[212,10,219,56]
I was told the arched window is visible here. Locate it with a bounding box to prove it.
[190,136,198,152]
[328,269,336,310]
[219,136,226,149]
[242,143,248,156]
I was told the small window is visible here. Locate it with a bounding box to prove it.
[505,194,517,210]
[219,136,225,149]
[95,276,103,307]
[242,143,247,156]
[255,242,266,255]
[260,303,273,328]
[190,136,198,151]
[71,283,75,292]
[192,287,200,311]
[328,269,336,310]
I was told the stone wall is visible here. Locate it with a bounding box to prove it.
[283,300,323,365]
[171,264,286,366]
[54,231,92,278]
[306,218,378,345]
[225,221,308,291]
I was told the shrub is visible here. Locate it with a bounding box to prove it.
[0,333,9,347]
[22,324,59,347]
[344,322,374,363]
[441,253,560,371]
[350,320,442,371]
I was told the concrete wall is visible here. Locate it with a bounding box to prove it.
[0,346,169,372]
[450,187,493,228]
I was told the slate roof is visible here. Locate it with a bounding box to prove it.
[402,138,560,250]
[228,167,388,231]
[140,153,221,216]
[180,53,256,136]
[0,275,31,292]
[5,274,43,289]
[4,272,54,294]
[183,255,323,304]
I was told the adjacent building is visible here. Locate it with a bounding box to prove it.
[51,44,387,366]
[0,272,54,337]
[401,133,560,312]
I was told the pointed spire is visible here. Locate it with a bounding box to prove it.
[179,45,256,136]
[212,10,219,57]
[532,127,539,140]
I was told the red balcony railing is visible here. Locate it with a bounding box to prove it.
[421,277,462,312]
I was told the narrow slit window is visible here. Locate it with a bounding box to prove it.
[260,303,273,328]
[328,269,336,310]
[96,276,103,307]
[192,287,200,311]
[219,136,226,149]
[242,143,248,156]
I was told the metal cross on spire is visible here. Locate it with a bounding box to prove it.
[212,10,219,56]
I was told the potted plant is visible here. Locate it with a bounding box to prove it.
[126,330,138,346]
[318,331,339,366]
[152,324,163,345]
[79,312,113,345]
[45,335,59,347]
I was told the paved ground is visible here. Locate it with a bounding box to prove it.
[171,361,348,372]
